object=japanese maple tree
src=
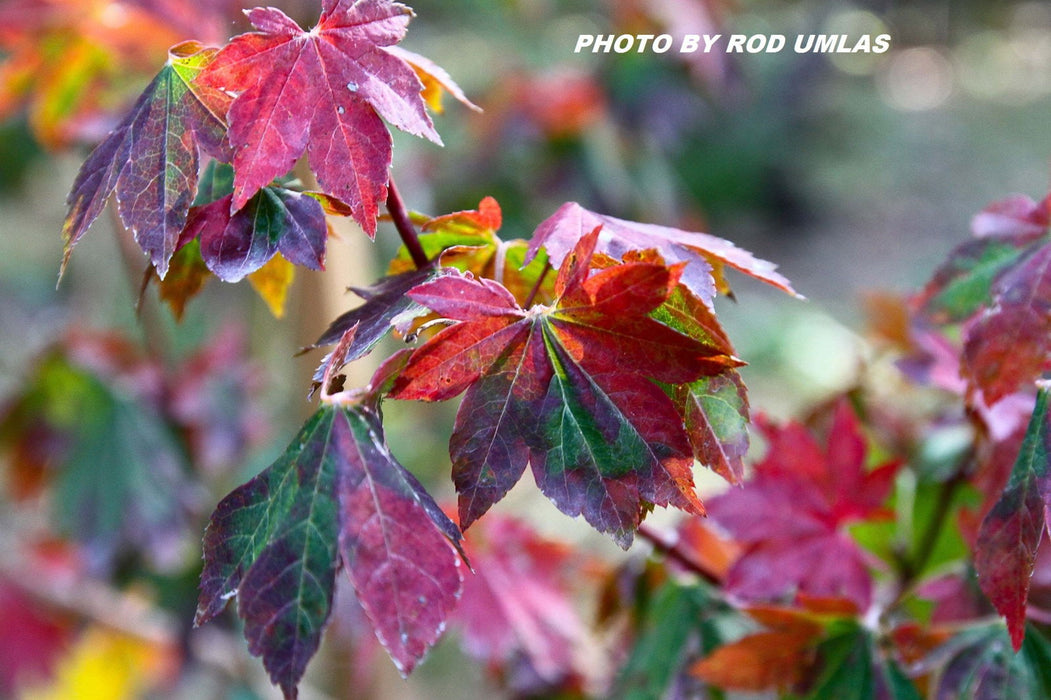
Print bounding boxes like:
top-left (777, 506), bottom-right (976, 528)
top-left (7, 0), bottom-right (1051, 697)
top-left (49, 0), bottom-right (797, 695)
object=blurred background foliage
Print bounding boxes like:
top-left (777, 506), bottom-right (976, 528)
top-left (3, 0), bottom-right (1051, 697)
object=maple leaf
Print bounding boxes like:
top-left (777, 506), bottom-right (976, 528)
top-left (706, 402), bottom-right (899, 609)
top-left (391, 228), bottom-right (740, 546)
top-left (61, 41), bottom-right (229, 278)
top-left (961, 244), bottom-right (1051, 404)
top-left (931, 623), bottom-right (1051, 698)
top-left (388, 197), bottom-right (554, 306)
top-left (386, 45), bottom-right (481, 114)
top-left (185, 187), bottom-right (327, 282)
top-left (651, 279), bottom-right (749, 482)
top-left (196, 362), bottom-right (465, 697)
top-left (975, 387), bottom-right (1051, 650)
top-left (452, 515), bottom-right (599, 693)
top-left (153, 240), bottom-right (209, 320)
top-left (691, 605), bottom-right (825, 692)
top-left (310, 265), bottom-right (450, 366)
top-left (0, 338), bottom-right (191, 570)
top-left (176, 161), bottom-right (329, 284)
top-left (195, 0), bottom-right (450, 236)
top-left (913, 193), bottom-right (1051, 404)
top-left (615, 578), bottom-right (737, 698)
top-left (527, 201), bottom-right (799, 307)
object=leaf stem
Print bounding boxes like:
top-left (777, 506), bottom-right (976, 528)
top-left (637, 523), bottom-right (721, 587)
top-left (385, 177), bottom-right (428, 270)
top-left (524, 260), bottom-right (552, 308)
top-left (891, 451), bottom-right (973, 606)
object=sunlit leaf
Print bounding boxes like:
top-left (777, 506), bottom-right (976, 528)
top-left (527, 201), bottom-right (799, 306)
top-left (195, 0), bottom-right (450, 234)
top-left (392, 228), bottom-right (739, 545)
top-left (61, 41), bottom-right (229, 278)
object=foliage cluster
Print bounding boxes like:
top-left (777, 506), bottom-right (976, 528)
top-left (4, 1), bottom-right (1051, 699)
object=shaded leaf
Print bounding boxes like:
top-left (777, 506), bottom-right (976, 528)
top-left (1020, 622), bottom-right (1051, 695)
top-left (803, 625), bottom-right (920, 700)
top-left (931, 623), bottom-right (1044, 699)
top-left (0, 347), bottom-right (190, 569)
top-left (707, 402), bottom-right (898, 609)
top-left (453, 515), bottom-right (598, 694)
top-left (248, 255), bottom-right (295, 317)
top-left (914, 192), bottom-right (1051, 404)
top-left (197, 402), bottom-right (463, 697)
top-left (62, 41), bottom-right (229, 278)
top-left (155, 239), bottom-right (210, 320)
top-left (915, 239), bottom-right (1029, 323)
top-left (393, 229), bottom-right (739, 545)
top-left (975, 387), bottom-right (1051, 650)
top-left (188, 189), bottom-right (327, 282)
top-left (178, 161), bottom-right (330, 283)
top-left (196, 0), bottom-right (446, 234)
top-left (527, 201), bottom-right (798, 306)
top-left (677, 371), bottom-right (749, 484)
top-left (311, 265), bottom-right (448, 363)
top-left (615, 580), bottom-right (734, 699)
top-left (691, 605), bottom-right (824, 692)
top-left (962, 244), bottom-right (1051, 404)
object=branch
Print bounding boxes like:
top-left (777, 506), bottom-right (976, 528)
top-left (889, 449), bottom-right (974, 608)
top-left (637, 523), bottom-right (722, 587)
top-left (385, 177), bottom-right (428, 269)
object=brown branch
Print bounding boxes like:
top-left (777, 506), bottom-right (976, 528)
top-left (385, 177), bottom-right (428, 269)
top-left (637, 523), bottom-right (722, 587)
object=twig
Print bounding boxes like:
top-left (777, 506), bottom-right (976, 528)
top-left (385, 177), bottom-right (428, 269)
top-left (637, 523), bottom-right (721, 587)
top-left (890, 449), bottom-right (974, 608)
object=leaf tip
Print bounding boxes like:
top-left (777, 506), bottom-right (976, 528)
top-left (1009, 617), bottom-right (1027, 652)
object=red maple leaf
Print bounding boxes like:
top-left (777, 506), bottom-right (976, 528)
top-left (707, 402), bottom-right (899, 609)
top-left (528, 201), bottom-right (799, 306)
top-left (390, 228), bottom-right (740, 545)
top-left (196, 0), bottom-right (444, 235)
top-left (975, 387), bottom-right (1051, 650)
top-left (913, 192), bottom-right (1051, 405)
top-left (452, 515), bottom-right (599, 693)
